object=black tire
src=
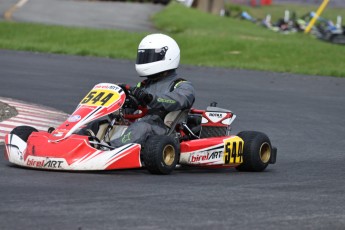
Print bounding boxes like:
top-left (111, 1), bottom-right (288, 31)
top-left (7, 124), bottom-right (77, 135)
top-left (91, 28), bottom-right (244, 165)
top-left (236, 131), bottom-right (272, 172)
top-left (10, 125), bottom-right (38, 142)
top-left (142, 135), bottom-right (179, 175)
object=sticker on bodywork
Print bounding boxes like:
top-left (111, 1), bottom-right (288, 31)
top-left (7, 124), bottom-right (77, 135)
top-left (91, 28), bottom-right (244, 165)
top-left (80, 89), bottom-right (120, 107)
top-left (26, 156), bottom-right (67, 169)
top-left (223, 136), bottom-right (244, 164)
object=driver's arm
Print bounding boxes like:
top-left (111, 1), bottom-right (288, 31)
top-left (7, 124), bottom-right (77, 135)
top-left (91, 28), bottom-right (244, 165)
top-left (148, 81), bottom-right (195, 111)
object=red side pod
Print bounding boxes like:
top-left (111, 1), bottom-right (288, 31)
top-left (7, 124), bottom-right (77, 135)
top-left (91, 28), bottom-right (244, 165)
top-left (180, 137), bottom-right (226, 153)
top-left (105, 144), bottom-right (141, 170)
top-left (180, 136), bottom-right (241, 168)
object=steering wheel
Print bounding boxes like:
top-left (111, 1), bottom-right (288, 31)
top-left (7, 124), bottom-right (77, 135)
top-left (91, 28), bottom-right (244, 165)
top-left (117, 84), bottom-right (148, 120)
top-left (118, 84), bottom-right (139, 110)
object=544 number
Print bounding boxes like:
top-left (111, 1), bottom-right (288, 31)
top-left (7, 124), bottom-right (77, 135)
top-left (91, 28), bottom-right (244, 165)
top-left (81, 91), bottom-right (114, 106)
top-left (224, 139), bottom-right (244, 164)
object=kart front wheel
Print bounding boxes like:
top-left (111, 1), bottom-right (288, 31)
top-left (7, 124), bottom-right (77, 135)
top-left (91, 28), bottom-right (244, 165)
top-left (236, 131), bottom-right (272, 172)
top-left (10, 125), bottom-right (38, 142)
top-left (143, 135), bottom-right (179, 175)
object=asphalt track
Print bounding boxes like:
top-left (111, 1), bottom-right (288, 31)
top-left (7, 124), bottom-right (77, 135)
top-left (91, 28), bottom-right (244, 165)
top-left (1, 0), bottom-right (163, 31)
top-left (0, 50), bottom-right (345, 230)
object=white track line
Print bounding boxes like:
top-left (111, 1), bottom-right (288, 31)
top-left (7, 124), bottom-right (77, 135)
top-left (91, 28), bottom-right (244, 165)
top-left (16, 106), bottom-right (67, 116)
top-left (0, 123), bottom-right (51, 131)
top-left (0, 98), bottom-right (67, 115)
top-left (3, 0), bottom-right (29, 21)
top-left (13, 115), bottom-right (64, 125)
top-left (16, 0), bottom-right (29, 8)
top-left (3, 118), bottom-right (60, 128)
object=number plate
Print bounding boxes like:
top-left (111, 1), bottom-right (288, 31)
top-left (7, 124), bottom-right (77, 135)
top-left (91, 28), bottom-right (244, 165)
top-left (223, 136), bottom-right (244, 164)
top-left (80, 89), bottom-right (120, 107)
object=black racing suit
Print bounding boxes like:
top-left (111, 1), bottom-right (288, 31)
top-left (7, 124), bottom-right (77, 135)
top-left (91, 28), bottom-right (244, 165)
top-left (110, 71), bottom-right (195, 147)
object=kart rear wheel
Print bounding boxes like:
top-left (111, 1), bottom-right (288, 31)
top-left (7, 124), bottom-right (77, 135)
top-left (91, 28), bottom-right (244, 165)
top-left (236, 131), bottom-right (272, 172)
top-left (10, 125), bottom-right (38, 142)
top-left (143, 135), bottom-right (179, 175)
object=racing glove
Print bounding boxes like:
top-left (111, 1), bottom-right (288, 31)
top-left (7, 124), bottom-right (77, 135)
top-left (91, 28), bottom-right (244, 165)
top-left (116, 83), bottom-right (129, 90)
top-left (131, 87), bottom-right (153, 105)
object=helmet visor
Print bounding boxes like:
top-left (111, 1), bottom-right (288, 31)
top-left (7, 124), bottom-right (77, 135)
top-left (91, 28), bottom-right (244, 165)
top-left (136, 47), bottom-right (168, 64)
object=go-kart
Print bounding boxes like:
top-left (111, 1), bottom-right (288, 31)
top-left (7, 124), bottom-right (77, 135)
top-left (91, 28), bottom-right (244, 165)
top-left (4, 83), bottom-right (277, 174)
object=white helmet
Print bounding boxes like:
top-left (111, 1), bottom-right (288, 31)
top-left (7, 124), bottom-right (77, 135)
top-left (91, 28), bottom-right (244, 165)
top-left (135, 34), bottom-right (180, 77)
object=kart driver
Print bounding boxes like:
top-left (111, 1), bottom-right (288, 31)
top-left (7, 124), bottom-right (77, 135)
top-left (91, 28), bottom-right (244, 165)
top-left (110, 33), bottom-right (195, 147)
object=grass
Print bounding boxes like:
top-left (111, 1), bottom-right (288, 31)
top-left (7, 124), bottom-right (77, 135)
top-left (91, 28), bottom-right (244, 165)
top-left (0, 22), bottom-right (143, 59)
top-left (153, 3), bottom-right (345, 76)
top-left (0, 2), bottom-right (344, 77)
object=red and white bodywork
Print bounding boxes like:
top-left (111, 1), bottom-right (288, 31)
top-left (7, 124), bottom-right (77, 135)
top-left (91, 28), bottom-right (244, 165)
top-left (4, 83), bottom-right (142, 170)
top-left (179, 108), bottom-right (243, 168)
top-left (4, 83), bottom-right (244, 171)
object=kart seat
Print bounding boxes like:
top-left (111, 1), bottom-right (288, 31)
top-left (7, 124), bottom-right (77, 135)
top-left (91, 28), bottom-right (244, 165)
top-left (185, 114), bottom-right (202, 138)
top-left (165, 109), bottom-right (189, 135)
top-left (81, 119), bottom-right (128, 142)
top-left (164, 110), bottom-right (185, 128)
top-left (164, 110), bottom-right (202, 139)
